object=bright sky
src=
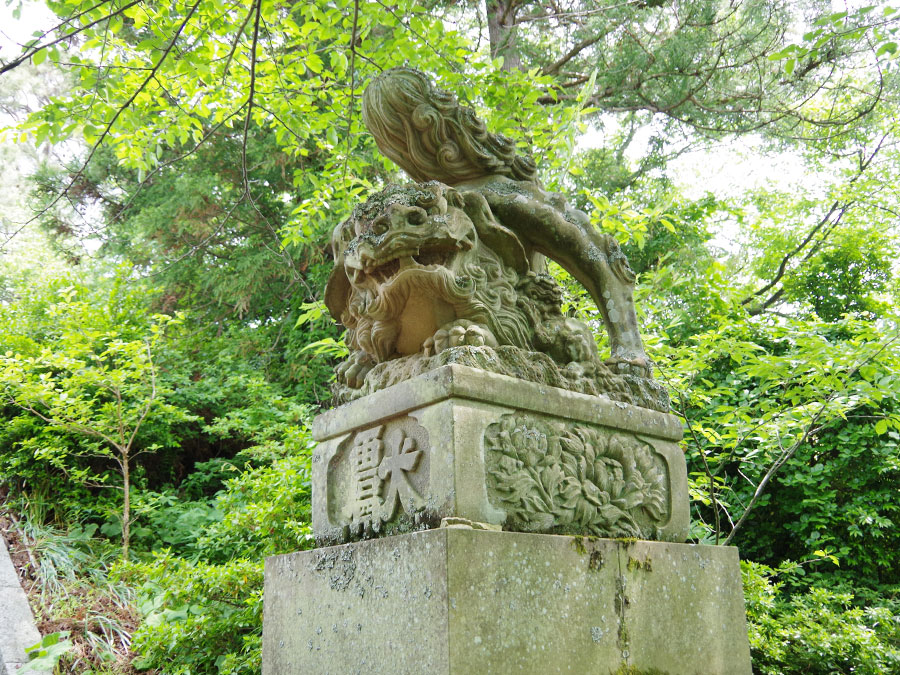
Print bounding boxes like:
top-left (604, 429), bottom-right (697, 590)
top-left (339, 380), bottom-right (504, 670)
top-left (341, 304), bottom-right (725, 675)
top-left (0, 1), bottom-right (54, 55)
top-left (670, 139), bottom-right (809, 201)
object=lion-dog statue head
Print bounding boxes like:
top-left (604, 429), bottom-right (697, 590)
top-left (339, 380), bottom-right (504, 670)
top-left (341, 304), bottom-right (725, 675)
top-left (325, 182), bottom-right (534, 374)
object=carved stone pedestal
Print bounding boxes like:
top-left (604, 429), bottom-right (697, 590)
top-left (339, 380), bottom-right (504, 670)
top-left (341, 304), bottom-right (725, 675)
top-left (311, 364), bottom-right (689, 545)
top-left (263, 365), bottom-right (751, 673)
top-left (262, 528), bottom-right (752, 674)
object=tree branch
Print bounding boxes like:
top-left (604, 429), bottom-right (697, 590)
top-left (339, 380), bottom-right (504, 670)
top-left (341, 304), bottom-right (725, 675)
top-left (0, 0), bottom-right (144, 76)
top-left (741, 201), bottom-right (846, 313)
top-left (240, 0), bottom-right (262, 197)
top-left (124, 343), bottom-right (157, 453)
top-left (343, 0), bottom-right (360, 177)
top-left (668, 378), bottom-right (723, 543)
top-left (1, 0), bottom-right (202, 254)
top-left (220, 0), bottom-right (256, 85)
top-left (7, 396), bottom-right (122, 453)
top-left (541, 34), bottom-right (603, 76)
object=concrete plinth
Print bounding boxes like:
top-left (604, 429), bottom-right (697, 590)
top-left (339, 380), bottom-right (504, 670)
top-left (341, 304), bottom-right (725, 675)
top-left (263, 528), bottom-right (751, 674)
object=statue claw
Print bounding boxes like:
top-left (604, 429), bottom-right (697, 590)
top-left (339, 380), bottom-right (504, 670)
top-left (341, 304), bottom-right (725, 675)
top-left (422, 320), bottom-right (498, 356)
top-left (605, 356), bottom-right (653, 378)
top-left (336, 351), bottom-right (376, 389)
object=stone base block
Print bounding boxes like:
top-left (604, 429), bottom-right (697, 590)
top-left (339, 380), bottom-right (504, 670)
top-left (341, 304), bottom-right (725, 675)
top-left (263, 529), bottom-right (751, 674)
top-left (312, 365), bottom-right (689, 545)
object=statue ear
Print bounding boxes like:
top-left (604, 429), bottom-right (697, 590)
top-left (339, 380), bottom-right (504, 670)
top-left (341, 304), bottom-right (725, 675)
top-left (461, 190), bottom-right (529, 274)
top-left (324, 221), bottom-right (352, 322)
top-left (324, 264), bottom-right (350, 322)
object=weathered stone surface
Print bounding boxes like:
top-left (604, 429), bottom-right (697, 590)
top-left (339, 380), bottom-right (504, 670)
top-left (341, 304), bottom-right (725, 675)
top-left (312, 365), bottom-right (688, 545)
top-left (335, 344), bottom-right (670, 412)
top-left (0, 536), bottom-right (47, 675)
top-left (618, 540), bottom-right (751, 673)
top-left (324, 68), bottom-right (664, 406)
top-left (262, 529), bottom-right (752, 674)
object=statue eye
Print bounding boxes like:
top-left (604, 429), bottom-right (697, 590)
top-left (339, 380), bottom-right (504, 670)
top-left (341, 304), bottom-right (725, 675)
top-left (416, 195), bottom-right (437, 209)
top-left (446, 189), bottom-right (464, 209)
top-left (408, 208), bottom-right (427, 225)
top-left (415, 186), bottom-right (441, 208)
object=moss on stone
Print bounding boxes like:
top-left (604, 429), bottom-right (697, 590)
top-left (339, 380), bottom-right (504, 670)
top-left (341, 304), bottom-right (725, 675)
top-left (627, 556), bottom-right (652, 572)
top-left (610, 666), bottom-right (670, 675)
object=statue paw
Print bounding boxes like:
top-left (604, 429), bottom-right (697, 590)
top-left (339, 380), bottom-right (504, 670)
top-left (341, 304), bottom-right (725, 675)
top-left (423, 320), bottom-right (498, 356)
top-left (605, 356), bottom-right (653, 378)
top-left (336, 351), bottom-right (376, 388)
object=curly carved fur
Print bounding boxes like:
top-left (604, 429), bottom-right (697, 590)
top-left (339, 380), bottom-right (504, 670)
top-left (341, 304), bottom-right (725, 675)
top-left (362, 67), bottom-right (537, 185)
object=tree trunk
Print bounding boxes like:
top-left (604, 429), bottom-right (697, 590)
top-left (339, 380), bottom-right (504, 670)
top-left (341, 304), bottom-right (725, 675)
top-left (122, 453), bottom-right (130, 559)
top-left (485, 0), bottom-right (521, 71)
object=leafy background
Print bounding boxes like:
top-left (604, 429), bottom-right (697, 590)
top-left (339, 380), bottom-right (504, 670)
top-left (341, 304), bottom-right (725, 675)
top-left (1, 0), bottom-right (900, 672)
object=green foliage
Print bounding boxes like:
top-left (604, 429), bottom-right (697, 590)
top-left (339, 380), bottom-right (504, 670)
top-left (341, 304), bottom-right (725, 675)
top-left (784, 244), bottom-right (892, 321)
top-left (769, 5), bottom-right (900, 77)
top-left (195, 452), bottom-right (313, 563)
top-left (125, 556), bottom-right (264, 675)
top-left (120, 437), bottom-right (314, 674)
top-left (0, 267), bottom-right (198, 555)
top-left (24, 631), bottom-right (74, 672)
top-left (744, 561), bottom-right (900, 674)
top-left (659, 312), bottom-right (900, 544)
top-left (739, 410), bottom-right (900, 589)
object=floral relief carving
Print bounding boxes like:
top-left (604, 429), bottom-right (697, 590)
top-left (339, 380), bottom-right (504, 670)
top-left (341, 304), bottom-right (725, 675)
top-left (484, 413), bottom-right (669, 538)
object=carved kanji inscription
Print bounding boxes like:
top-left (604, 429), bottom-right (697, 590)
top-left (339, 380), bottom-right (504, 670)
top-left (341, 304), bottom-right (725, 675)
top-left (326, 417), bottom-right (430, 537)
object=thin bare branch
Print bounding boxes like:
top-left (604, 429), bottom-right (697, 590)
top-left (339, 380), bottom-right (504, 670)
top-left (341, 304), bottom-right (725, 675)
top-left (343, 0), bottom-right (360, 178)
top-left (670, 381), bottom-right (723, 543)
top-left (124, 343), bottom-right (157, 453)
top-left (220, 1), bottom-right (256, 85)
top-left (7, 397), bottom-right (122, 452)
top-left (0, 0), bottom-right (144, 76)
top-left (0, 0), bottom-right (202, 253)
top-left (240, 0), bottom-right (263, 197)
top-left (541, 34), bottom-right (603, 76)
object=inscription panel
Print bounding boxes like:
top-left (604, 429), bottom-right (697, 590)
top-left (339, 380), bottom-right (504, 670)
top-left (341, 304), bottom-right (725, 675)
top-left (326, 416), bottom-right (430, 539)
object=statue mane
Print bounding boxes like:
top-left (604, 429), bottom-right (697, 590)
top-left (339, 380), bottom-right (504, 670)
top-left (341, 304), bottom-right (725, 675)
top-left (361, 67), bottom-right (537, 185)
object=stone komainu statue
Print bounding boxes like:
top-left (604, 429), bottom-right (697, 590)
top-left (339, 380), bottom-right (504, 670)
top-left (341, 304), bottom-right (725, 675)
top-left (325, 68), bottom-right (666, 412)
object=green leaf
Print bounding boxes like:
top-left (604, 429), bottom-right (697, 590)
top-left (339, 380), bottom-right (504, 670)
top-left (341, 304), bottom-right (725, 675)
top-left (876, 42), bottom-right (898, 57)
top-left (305, 53), bottom-right (323, 74)
top-left (24, 632), bottom-right (73, 671)
top-left (768, 45), bottom-right (797, 60)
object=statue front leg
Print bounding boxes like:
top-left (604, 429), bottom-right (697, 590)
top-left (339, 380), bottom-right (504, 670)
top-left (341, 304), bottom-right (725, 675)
top-left (591, 234), bottom-right (651, 375)
top-left (478, 184), bottom-right (651, 376)
top-left (422, 319), bottom-right (499, 356)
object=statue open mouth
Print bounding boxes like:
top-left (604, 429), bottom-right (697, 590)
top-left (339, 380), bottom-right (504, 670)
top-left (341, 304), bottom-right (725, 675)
top-left (354, 247), bottom-right (455, 285)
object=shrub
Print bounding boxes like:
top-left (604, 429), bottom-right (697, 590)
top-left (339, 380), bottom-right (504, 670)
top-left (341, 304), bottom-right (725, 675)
top-left (743, 560), bottom-right (900, 674)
